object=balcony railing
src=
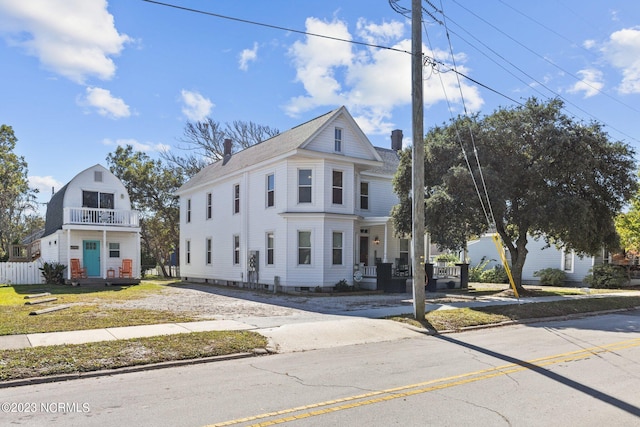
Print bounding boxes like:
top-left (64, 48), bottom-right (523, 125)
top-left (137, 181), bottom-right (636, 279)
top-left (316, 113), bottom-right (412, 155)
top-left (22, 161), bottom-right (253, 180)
top-left (64, 207), bottom-right (139, 227)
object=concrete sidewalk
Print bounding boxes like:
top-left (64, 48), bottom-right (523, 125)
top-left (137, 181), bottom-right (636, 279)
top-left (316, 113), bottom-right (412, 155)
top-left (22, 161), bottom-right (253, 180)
top-left (2, 291), bottom-right (637, 353)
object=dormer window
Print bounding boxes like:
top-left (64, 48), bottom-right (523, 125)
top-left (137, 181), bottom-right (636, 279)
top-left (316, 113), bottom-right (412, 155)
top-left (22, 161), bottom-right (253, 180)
top-left (334, 127), bottom-right (342, 152)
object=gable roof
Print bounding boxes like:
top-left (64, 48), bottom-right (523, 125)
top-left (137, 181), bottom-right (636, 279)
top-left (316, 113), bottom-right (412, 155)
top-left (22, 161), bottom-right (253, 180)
top-left (176, 106), bottom-right (385, 195)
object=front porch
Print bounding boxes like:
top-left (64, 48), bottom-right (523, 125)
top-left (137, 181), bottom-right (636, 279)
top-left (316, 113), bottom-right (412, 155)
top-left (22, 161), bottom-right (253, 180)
top-left (356, 262), bottom-right (466, 292)
top-left (65, 277), bottom-right (140, 286)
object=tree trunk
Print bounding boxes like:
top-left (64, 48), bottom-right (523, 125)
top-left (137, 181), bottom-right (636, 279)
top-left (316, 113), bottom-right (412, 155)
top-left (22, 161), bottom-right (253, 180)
top-left (496, 225), bottom-right (528, 294)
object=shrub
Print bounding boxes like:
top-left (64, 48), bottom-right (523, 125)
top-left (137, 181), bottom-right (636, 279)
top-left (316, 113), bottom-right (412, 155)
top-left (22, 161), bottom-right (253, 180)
top-left (333, 279), bottom-right (353, 292)
top-left (39, 262), bottom-right (67, 285)
top-left (479, 265), bottom-right (509, 283)
top-left (583, 264), bottom-right (627, 289)
top-left (469, 257), bottom-right (491, 282)
top-left (533, 268), bottom-right (566, 286)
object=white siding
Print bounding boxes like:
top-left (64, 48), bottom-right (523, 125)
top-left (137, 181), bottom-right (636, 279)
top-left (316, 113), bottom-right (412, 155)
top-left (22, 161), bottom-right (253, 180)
top-left (304, 117), bottom-right (373, 160)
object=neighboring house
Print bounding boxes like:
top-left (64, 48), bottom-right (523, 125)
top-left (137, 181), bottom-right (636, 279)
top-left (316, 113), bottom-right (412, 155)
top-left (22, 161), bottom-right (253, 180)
top-left (39, 164), bottom-right (141, 284)
top-left (176, 106), bottom-right (411, 292)
top-left (467, 234), bottom-right (605, 285)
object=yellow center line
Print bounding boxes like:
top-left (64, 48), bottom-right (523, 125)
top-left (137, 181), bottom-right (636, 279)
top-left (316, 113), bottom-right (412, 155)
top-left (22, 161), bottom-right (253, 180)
top-left (205, 337), bottom-right (640, 427)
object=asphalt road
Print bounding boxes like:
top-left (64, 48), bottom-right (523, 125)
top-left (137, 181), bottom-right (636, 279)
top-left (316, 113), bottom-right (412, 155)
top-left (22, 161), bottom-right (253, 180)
top-left (1, 310), bottom-right (639, 427)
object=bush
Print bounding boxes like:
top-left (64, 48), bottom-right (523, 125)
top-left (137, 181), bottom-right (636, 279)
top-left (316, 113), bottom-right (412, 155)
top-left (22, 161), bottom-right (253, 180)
top-left (469, 257), bottom-right (491, 282)
top-left (333, 279), bottom-right (353, 292)
top-left (39, 262), bottom-right (66, 285)
top-left (533, 268), bottom-right (566, 286)
top-left (583, 264), bottom-right (627, 289)
top-left (479, 265), bottom-right (509, 284)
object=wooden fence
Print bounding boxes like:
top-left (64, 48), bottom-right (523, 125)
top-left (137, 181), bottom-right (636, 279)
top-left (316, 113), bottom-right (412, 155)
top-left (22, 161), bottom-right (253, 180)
top-left (0, 261), bottom-right (44, 285)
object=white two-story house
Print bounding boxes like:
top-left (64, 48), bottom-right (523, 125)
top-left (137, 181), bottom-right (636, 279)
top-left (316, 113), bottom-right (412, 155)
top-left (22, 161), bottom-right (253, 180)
top-left (176, 106), bottom-right (410, 292)
top-left (39, 164), bottom-right (141, 284)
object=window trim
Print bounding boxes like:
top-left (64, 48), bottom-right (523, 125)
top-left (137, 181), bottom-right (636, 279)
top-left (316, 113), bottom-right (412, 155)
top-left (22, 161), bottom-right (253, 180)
top-left (266, 232), bottom-right (275, 265)
top-left (334, 127), bottom-right (342, 152)
top-left (108, 242), bottom-right (120, 258)
top-left (206, 192), bottom-right (212, 219)
top-left (233, 235), bottom-right (240, 265)
top-left (298, 169), bottom-right (312, 204)
top-left (562, 249), bottom-right (574, 273)
top-left (185, 239), bottom-right (191, 264)
top-left (332, 231), bottom-right (343, 265)
top-left (297, 230), bottom-right (312, 265)
top-left (266, 173), bottom-right (275, 208)
top-left (332, 170), bottom-right (343, 205)
top-left (233, 184), bottom-right (240, 214)
top-left (360, 181), bottom-right (369, 210)
top-left (206, 238), bottom-right (212, 265)
top-left (186, 199), bottom-right (192, 223)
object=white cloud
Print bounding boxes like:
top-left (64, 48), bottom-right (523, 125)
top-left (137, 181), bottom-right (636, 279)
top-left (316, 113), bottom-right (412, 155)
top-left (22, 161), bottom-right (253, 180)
top-left (567, 68), bottom-right (604, 98)
top-left (285, 17), bottom-right (483, 135)
top-left (180, 89), bottom-right (213, 121)
top-left (102, 138), bottom-right (169, 153)
top-left (599, 27), bottom-right (640, 94)
top-left (0, 0), bottom-right (130, 84)
top-left (80, 87), bottom-right (131, 119)
top-left (239, 42), bottom-right (258, 71)
top-left (29, 175), bottom-right (62, 197)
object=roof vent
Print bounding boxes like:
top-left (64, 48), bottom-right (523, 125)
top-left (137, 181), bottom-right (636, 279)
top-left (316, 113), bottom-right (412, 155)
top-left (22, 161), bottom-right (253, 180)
top-left (391, 129), bottom-right (403, 152)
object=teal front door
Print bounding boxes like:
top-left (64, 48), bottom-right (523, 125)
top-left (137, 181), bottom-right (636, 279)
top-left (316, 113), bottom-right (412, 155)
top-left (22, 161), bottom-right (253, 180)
top-left (83, 240), bottom-right (101, 277)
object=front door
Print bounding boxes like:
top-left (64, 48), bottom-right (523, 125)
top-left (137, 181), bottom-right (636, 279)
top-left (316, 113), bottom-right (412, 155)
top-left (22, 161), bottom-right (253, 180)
top-left (359, 236), bottom-right (369, 265)
top-left (83, 240), bottom-right (100, 277)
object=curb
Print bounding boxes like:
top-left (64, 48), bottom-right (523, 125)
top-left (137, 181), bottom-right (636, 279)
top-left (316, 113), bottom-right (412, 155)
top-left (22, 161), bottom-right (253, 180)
top-left (0, 349), bottom-right (270, 389)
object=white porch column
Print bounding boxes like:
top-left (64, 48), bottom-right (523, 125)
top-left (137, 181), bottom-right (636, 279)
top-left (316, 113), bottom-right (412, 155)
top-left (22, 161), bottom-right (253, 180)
top-left (383, 221), bottom-right (389, 262)
top-left (103, 229), bottom-right (107, 278)
top-left (67, 229), bottom-right (71, 280)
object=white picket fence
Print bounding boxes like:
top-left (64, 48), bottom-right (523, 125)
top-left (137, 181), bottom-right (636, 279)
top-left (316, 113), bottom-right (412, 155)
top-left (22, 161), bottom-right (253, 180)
top-left (0, 260), bottom-right (45, 285)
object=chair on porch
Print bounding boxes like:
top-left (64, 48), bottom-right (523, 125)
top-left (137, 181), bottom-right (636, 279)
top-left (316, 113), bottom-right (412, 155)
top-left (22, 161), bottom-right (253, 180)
top-left (70, 258), bottom-right (87, 279)
top-left (119, 258), bottom-right (133, 278)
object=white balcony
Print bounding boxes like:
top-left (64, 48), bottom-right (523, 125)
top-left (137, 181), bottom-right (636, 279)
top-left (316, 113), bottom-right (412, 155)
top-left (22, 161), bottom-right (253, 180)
top-left (63, 207), bottom-right (139, 227)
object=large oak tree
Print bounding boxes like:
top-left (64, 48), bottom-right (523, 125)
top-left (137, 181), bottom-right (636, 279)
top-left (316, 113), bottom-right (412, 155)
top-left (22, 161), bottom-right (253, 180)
top-left (391, 98), bottom-right (638, 293)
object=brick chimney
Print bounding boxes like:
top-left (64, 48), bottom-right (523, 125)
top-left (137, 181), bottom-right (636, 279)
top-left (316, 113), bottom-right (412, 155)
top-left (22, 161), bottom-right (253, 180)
top-left (391, 129), bottom-right (403, 152)
top-left (223, 139), bottom-right (232, 156)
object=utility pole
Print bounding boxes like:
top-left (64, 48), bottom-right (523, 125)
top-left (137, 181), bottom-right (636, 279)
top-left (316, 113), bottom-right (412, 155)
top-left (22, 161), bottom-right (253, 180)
top-left (411, 0), bottom-right (426, 319)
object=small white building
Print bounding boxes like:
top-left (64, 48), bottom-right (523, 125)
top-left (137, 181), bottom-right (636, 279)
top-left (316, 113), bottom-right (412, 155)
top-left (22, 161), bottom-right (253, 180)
top-left (39, 164), bottom-right (141, 283)
top-left (176, 106), bottom-right (411, 292)
top-left (467, 234), bottom-right (603, 285)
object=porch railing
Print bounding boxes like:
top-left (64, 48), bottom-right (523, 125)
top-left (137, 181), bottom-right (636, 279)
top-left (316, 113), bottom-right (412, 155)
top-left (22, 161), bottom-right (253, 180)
top-left (63, 207), bottom-right (139, 227)
top-left (434, 265), bottom-right (461, 278)
top-left (361, 265), bottom-right (377, 277)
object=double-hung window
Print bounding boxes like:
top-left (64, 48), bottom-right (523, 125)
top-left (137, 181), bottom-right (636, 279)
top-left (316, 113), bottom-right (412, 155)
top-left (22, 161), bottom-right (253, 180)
top-left (298, 231), bottom-right (311, 265)
top-left (233, 184), bottom-right (240, 214)
top-left (186, 199), bottom-right (191, 223)
top-left (332, 170), bottom-right (343, 205)
top-left (233, 235), bottom-right (240, 265)
top-left (206, 238), bottom-right (212, 265)
top-left (266, 174), bottom-right (275, 208)
top-left (266, 232), bottom-right (274, 265)
top-left (298, 169), bottom-right (312, 203)
top-left (185, 239), bottom-right (191, 264)
top-left (206, 192), bottom-right (212, 219)
top-left (332, 232), bottom-right (343, 265)
top-left (360, 182), bottom-right (369, 210)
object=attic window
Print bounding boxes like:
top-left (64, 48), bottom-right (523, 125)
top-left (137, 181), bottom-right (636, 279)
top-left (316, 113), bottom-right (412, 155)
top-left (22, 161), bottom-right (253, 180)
top-left (94, 171), bottom-right (103, 182)
top-left (334, 127), bottom-right (342, 152)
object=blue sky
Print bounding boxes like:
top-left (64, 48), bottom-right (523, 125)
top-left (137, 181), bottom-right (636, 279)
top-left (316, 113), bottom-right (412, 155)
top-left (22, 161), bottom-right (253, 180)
top-left (1, 0), bottom-right (640, 212)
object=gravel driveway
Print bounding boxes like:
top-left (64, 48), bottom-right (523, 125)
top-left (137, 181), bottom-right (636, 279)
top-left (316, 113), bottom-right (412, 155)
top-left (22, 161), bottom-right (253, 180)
top-left (107, 282), bottom-right (415, 320)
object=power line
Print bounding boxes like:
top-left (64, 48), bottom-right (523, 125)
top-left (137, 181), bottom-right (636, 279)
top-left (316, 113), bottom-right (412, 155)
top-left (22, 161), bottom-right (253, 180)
top-left (142, 0), bottom-right (413, 55)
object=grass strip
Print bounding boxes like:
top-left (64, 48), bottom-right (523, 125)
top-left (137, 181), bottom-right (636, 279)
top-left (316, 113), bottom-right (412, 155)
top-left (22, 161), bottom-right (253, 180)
top-left (0, 331), bottom-right (267, 381)
top-left (392, 296), bottom-right (640, 332)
